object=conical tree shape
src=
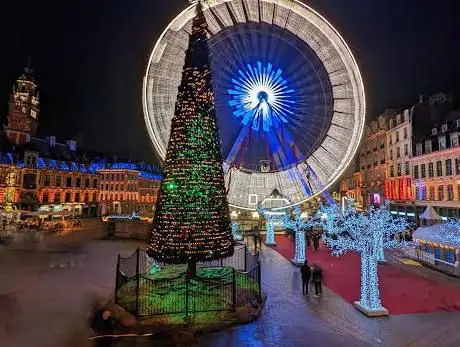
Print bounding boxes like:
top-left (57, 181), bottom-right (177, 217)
top-left (148, 3), bottom-right (234, 266)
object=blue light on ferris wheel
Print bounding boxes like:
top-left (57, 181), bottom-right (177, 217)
top-left (228, 61), bottom-right (296, 132)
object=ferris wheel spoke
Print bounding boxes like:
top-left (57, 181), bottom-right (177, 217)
top-left (145, 0), bottom-right (365, 209)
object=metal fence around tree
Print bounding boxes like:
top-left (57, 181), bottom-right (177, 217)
top-left (114, 244), bottom-right (261, 317)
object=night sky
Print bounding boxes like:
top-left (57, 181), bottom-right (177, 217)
top-left (0, 0), bottom-right (458, 164)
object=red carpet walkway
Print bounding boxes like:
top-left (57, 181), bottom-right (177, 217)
top-left (270, 235), bottom-right (460, 314)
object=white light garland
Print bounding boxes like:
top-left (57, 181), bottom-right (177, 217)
top-left (319, 201), bottom-right (410, 313)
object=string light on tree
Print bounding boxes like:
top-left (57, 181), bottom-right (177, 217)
top-left (257, 205), bottom-right (287, 246)
top-left (281, 205), bottom-right (314, 265)
top-left (147, 2), bottom-right (233, 275)
top-left (319, 201), bottom-right (410, 316)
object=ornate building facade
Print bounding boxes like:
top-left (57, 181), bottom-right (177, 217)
top-left (411, 110), bottom-right (460, 218)
top-left (0, 65), bottom-right (162, 217)
top-left (385, 109), bottom-right (414, 204)
top-left (98, 164), bottom-right (160, 216)
top-left (359, 112), bottom-right (390, 207)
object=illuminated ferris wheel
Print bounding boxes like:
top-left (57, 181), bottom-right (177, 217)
top-left (143, 0), bottom-right (365, 210)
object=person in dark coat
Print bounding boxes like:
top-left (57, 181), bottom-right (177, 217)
top-left (306, 231), bottom-right (312, 249)
top-left (313, 233), bottom-right (320, 251)
top-left (312, 264), bottom-right (323, 297)
top-left (300, 260), bottom-right (312, 296)
top-left (91, 308), bottom-right (116, 347)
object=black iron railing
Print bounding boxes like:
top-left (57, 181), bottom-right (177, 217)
top-left (114, 245), bottom-right (262, 317)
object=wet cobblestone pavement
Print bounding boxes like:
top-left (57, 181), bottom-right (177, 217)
top-left (200, 244), bottom-right (460, 347)
top-left (2, 227), bottom-right (460, 347)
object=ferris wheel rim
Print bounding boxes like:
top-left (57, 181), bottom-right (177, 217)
top-left (143, 0), bottom-right (366, 210)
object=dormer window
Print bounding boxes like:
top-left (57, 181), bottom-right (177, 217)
top-left (432, 128), bottom-right (438, 136)
top-left (451, 133), bottom-right (459, 147)
top-left (425, 139), bottom-right (432, 153)
top-left (441, 124), bottom-right (448, 133)
top-left (396, 114), bottom-right (401, 125)
top-left (439, 135), bottom-right (446, 150)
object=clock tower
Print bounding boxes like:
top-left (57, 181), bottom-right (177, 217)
top-left (6, 64), bottom-right (40, 145)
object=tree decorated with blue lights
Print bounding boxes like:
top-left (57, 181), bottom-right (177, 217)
top-left (148, 2), bottom-right (233, 275)
top-left (281, 206), bottom-right (313, 265)
top-left (257, 204), bottom-right (288, 246)
top-left (438, 219), bottom-right (460, 247)
top-left (320, 202), bottom-right (409, 315)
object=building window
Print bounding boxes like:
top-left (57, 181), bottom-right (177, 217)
top-left (432, 128), bottom-right (437, 136)
top-left (75, 192), bottom-right (80, 202)
top-left (415, 186), bottom-right (419, 200)
top-left (93, 193), bottom-right (97, 202)
top-left (389, 149), bottom-right (393, 160)
top-left (397, 164), bottom-right (402, 176)
top-left (44, 175), bottom-right (51, 187)
top-left (65, 192), bottom-right (71, 202)
top-left (396, 115), bottom-right (401, 125)
top-left (389, 136), bottom-right (392, 145)
top-left (439, 136), bottom-right (446, 150)
top-left (436, 161), bottom-right (443, 176)
top-left (441, 124), bottom-right (448, 133)
top-left (66, 177), bottom-right (72, 187)
top-left (56, 176), bottom-right (62, 187)
top-left (76, 177), bottom-right (81, 188)
top-left (447, 185), bottom-right (454, 201)
top-left (105, 183), bottom-right (109, 191)
top-left (380, 143), bottom-right (384, 149)
top-left (425, 140), bottom-right (432, 153)
top-left (404, 127), bottom-right (408, 139)
top-left (416, 143), bottom-right (422, 156)
top-left (438, 186), bottom-right (444, 201)
top-left (54, 193), bottom-right (61, 204)
top-left (390, 166), bottom-right (394, 177)
top-left (404, 144), bottom-right (408, 156)
top-left (93, 179), bottom-right (98, 188)
top-left (84, 192), bottom-right (89, 202)
top-left (429, 186), bottom-right (435, 200)
top-left (85, 178), bottom-right (90, 188)
top-left (446, 159), bottom-right (452, 176)
top-left (451, 133), bottom-right (459, 147)
top-left (42, 192), bottom-right (49, 204)
top-left (421, 164), bottom-right (426, 178)
top-left (405, 162), bottom-right (410, 175)
top-left (414, 165), bottom-right (419, 179)
top-left (428, 163), bottom-right (433, 178)
top-left (115, 184), bottom-right (119, 191)
top-left (397, 147), bottom-right (400, 158)
top-left (396, 131), bottom-right (399, 142)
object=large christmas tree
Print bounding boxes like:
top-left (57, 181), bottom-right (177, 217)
top-left (148, 2), bottom-right (234, 274)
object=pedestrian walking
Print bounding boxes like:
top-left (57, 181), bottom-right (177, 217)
top-left (90, 307), bottom-right (117, 347)
top-left (306, 231), bottom-right (311, 249)
top-left (312, 264), bottom-right (323, 297)
top-left (313, 233), bottom-right (320, 251)
top-left (300, 260), bottom-right (312, 296)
